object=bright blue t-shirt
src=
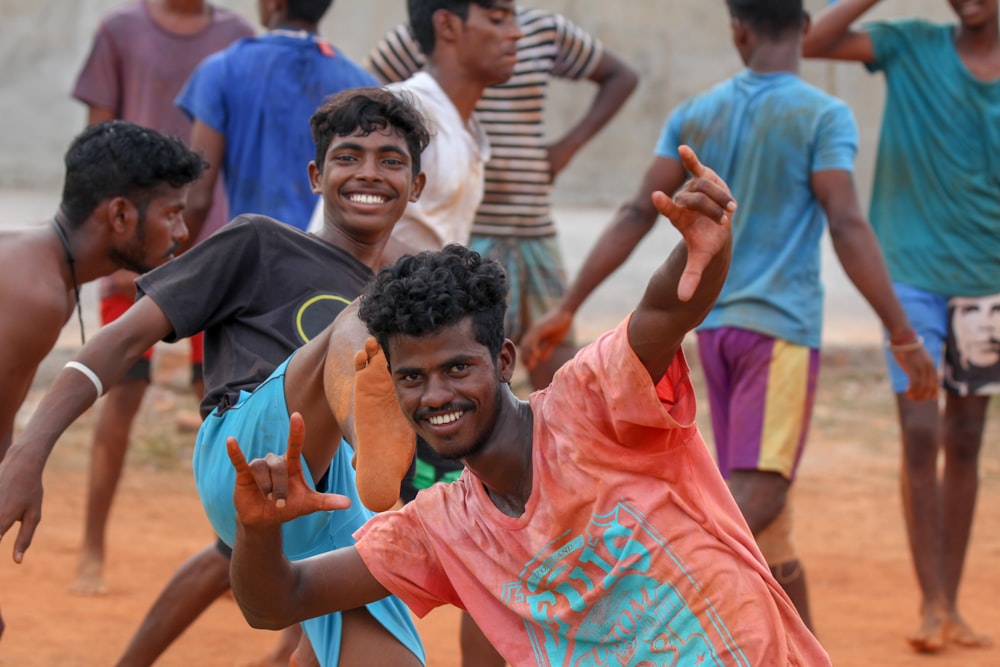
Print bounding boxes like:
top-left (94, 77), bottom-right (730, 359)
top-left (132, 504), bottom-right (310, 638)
top-left (865, 19), bottom-right (1000, 296)
top-left (177, 32), bottom-right (378, 230)
top-left (656, 70), bottom-right (857, 348)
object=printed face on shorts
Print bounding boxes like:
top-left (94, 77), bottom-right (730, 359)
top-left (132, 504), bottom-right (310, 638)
top-left (951, 294), bottom-right (1000, 369)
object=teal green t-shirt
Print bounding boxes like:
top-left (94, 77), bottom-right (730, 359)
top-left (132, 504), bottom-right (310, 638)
top-left (866, 19), bottom-right (1000, 296)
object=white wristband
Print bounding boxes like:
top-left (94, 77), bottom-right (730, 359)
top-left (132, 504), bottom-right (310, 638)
top-left (64, 361), bottom-right (104, 398)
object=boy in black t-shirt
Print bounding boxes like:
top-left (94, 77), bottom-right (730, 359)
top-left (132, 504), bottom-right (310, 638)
top-left (0, 87), bottom-right (430, 666)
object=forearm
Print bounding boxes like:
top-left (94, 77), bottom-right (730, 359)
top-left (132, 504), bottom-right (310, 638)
top-left (550, 60), bottom-right (638, 167)
top-left (831, 223), bottom-right (913, 339)
top-left (230, 522), bottom-right (302, 629)
top-left (644, 234), bottom-right (731, 333)
top-left (7, 341), bottom-right (142, 473)
top-left (802, 0), bottom-right (880, 58)
top-left (181, 183), bottom-right (213, 250)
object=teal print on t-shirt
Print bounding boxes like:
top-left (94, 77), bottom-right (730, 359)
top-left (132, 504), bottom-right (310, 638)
top-left (501, 501), bottom-right (749, 666)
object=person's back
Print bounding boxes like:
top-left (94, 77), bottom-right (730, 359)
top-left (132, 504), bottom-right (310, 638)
top-left (660, 72), bottom-right (855, 347)
top-left (178, 0), bottom-right (378, 231)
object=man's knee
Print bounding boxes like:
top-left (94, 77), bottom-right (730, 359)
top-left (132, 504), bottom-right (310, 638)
top-left (728, 469), bottom-right (789, 533)
top-left (756, 496), bottom-right (797, 567)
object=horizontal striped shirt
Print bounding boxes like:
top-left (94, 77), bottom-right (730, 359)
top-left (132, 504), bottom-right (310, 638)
top-left (366, 7), bottom-right (603, 238)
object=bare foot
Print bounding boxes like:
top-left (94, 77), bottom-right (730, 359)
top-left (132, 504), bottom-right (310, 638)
top-left (352, 338), bottom-right (416, 512)
top-left (69, 556), bottom-right (108, 596)
top-left (946, 617), bottom-right (993, 648)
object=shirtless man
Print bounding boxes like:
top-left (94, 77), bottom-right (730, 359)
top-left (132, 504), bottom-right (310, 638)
top-left (0, 120), bottom-right (203, 641)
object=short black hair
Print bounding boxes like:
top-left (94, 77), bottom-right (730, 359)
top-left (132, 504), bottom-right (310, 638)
top-left (286, 0), bottom-right (333, 24)
top-left (311, 87), bottom-right (431, 177)
top-left (726, 0), bottom-right (804, 40)
top-left (59, 120), bottom-right (206, 229)
top-left (407, 0), bottom-right (500, 55)
top-left (358, 244), bottom-right (508, 363)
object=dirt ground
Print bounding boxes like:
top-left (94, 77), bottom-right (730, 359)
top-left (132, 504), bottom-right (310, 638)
top-left (1, 341), bottom-right (998, 667)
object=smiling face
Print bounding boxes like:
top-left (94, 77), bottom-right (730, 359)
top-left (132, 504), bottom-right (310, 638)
top-left (111, 185), bottom-right (190, 274)
top-left (309, 127), bottom-right (425, 243)
top-left (388, 317), bottom-right (516, 461)
top-left (454, 0), bottom-right (522, 87)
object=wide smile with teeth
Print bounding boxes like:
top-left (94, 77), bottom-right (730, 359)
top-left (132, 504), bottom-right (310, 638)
top-left (428, 411), bottom-right (463, 426)
top-left (349, 193), bottom-right (387, 205)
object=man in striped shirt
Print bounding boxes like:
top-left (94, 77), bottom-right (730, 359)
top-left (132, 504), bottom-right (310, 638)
top-left (367, 6), bottom-right (638, 390)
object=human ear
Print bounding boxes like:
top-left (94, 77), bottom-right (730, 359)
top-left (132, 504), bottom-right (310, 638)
top-left (308, 161), bottom-right (322, 195)
top-left (409, 171), bottom-right (427, 202)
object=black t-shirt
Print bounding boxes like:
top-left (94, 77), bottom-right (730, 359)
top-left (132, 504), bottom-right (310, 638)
top-left (137, 215), bottom-right (373, 417)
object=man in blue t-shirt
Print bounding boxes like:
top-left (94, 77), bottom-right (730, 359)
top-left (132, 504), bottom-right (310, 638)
top-left (177, 0), bottom-right (377, 234)
top-left (804, 0), bottom-right (1000, 653)
top-left (522, 0), bottom-right (937, 634)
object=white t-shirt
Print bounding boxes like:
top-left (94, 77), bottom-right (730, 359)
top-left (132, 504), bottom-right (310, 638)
top-left (307, 72), bottom-right (490, 251)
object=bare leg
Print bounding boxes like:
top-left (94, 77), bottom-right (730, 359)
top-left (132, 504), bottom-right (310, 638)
top-left (73, 377), bottom-right (149, 595)
top-left (289, 627), bottom-right (318, 667)
top-left (728, 471), bottom-right (816, 631)
top-left (770, 560), bottom-right (812, 633)
top-left (239, 625), bottom-right (304, 667)
top-left (940, 393), bottom-right (992, 648)
top-left (114, 544), bottom-right (231, 667)
top-left (337, 608), bottom-right (422, 666)
top-left (895, 395), bottom-right (947, 652)
top-left (460, 611), bottom-right (506, 667)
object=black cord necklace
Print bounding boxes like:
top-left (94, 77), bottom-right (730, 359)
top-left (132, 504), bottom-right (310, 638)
top-left (52, 218), bottom-right (86, 344)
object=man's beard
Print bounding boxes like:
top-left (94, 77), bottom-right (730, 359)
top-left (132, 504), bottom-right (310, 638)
top-left (437, 383), bottom-right (504, 461)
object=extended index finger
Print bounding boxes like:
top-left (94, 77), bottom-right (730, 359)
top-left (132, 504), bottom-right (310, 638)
top-left (678, 145), bottom-right (707, 177)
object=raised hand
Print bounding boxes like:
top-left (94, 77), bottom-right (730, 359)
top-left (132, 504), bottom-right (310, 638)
top-left (227, 412), bottom-right (351, 529)
top-left (652, 145), bottom-right (736, 301)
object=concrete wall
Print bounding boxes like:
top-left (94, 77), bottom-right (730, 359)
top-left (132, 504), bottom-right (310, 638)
top-left (0, 0), bottom-right (954, 206)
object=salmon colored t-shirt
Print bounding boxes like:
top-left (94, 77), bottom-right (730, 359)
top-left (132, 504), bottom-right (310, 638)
top-left (355, 318), bottom-right (830, 666)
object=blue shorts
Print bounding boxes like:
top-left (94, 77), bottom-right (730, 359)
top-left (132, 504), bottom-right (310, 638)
top-left (193, 356), bottom-right (425, 665)
top-left (883, 282), bottom-right (947, 394)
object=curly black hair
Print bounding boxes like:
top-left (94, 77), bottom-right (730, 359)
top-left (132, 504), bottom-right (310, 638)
top-left (59, 120), bottom-right (206, 229)
top-left (358, 244), bottom-right (508, 363)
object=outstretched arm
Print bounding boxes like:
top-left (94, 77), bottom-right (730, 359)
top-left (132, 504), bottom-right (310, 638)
top-left (521, 156), bottom-right (686, 370)
top-left (801, 0), bottom-right (880, 62)
top-left (228, 413), bottom-right (390, 629)
top-left (0, 296), bottom-right (172, 563)
top-left (546, 48), bottom-right (639, 178)
top-left (814, 170), bottom-right (937, 401)
top-left (628, 146), bottom-right (735, 381)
